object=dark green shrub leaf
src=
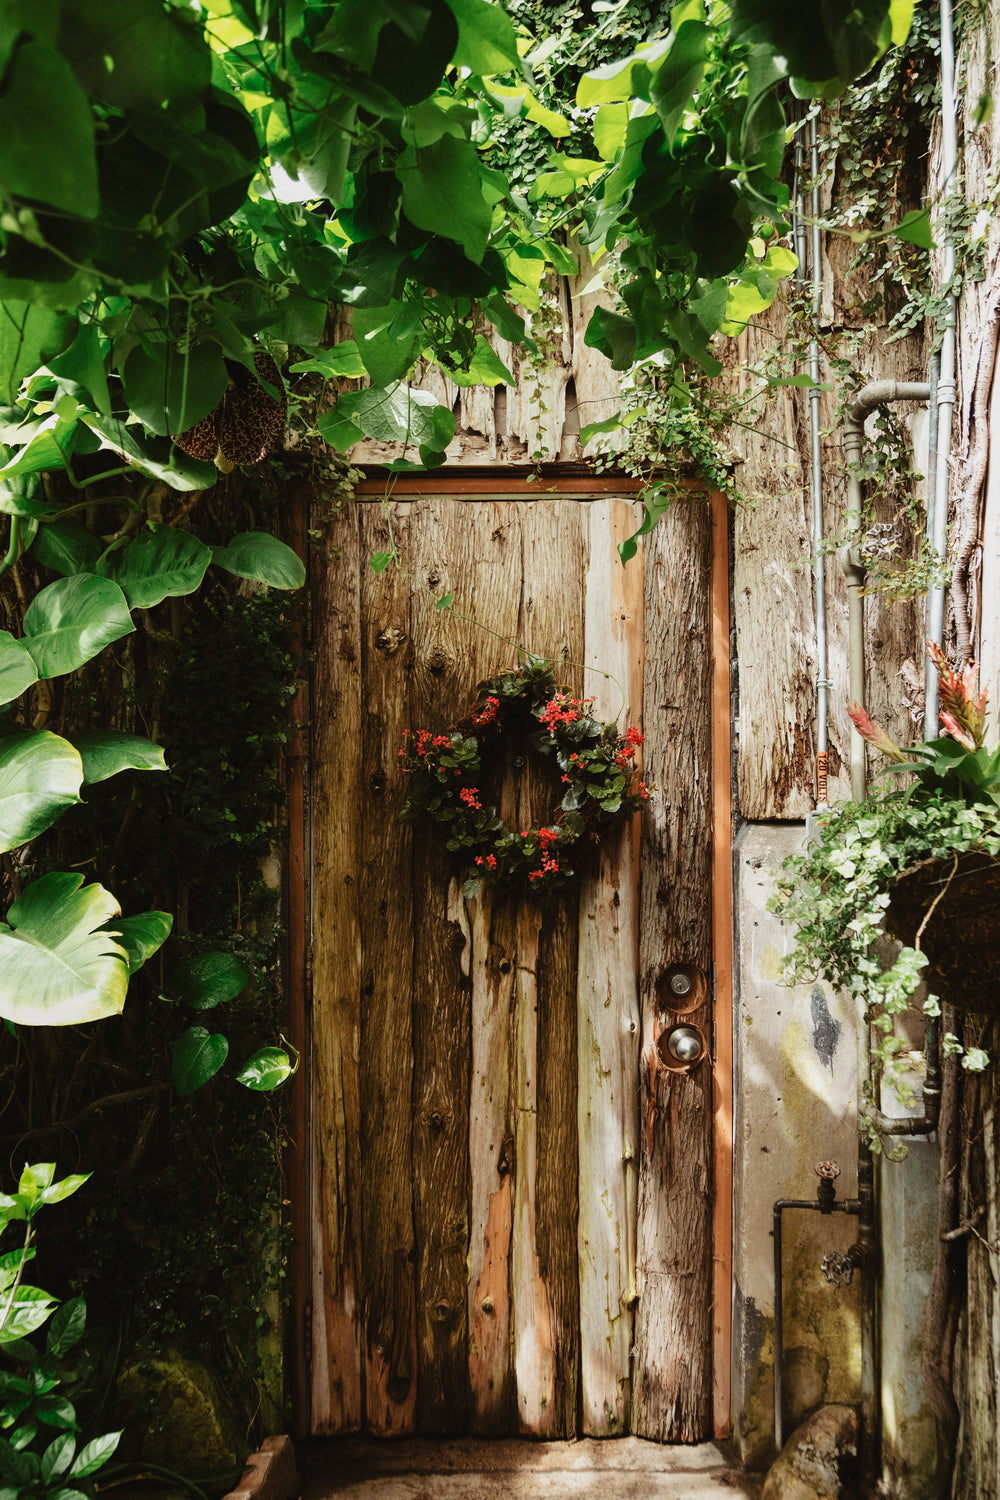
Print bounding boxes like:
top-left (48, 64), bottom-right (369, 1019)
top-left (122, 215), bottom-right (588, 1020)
top-left (45, 1301), bottom-right (86, 1361)
top-left (172, 1027), bottom-right (229, 1096)
top-left (69, 1431), bottom-right (121, 1478)
top-left (172, 952), bottom-right (249, 1010)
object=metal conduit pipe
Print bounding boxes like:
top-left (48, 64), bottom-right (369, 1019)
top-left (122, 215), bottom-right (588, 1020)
top-left (841, 381), bottom-right (931, 802)
top-left (773, 1169), bottom-right (861, 1455)
top-left (927, 0), bottom-right (959, 729)
top-left (809, 116), bottom-right (830, 806)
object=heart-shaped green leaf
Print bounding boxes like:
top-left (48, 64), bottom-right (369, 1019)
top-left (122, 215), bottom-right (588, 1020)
top-left (100, 911), bottom-right (172, 975)
top-left (172, 1027), bottom-right (228, 1096)
top-left (0, 631), bottom-right (38, 706)
top-left (172, 951), bottom-right (249, 1010)
top-left (212, 532), bottom-right (305, 590)
top-left (0, 731), bottom-right (82, 851)
top-left (22, 575), bottom-right (134, 679)
top-left (98, 525), bottom-right (212, 610)
top-left (67, 732), bottom-right (166, 784)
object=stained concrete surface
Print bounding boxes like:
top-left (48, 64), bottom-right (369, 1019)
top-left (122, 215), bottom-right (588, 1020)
top-left (298, 1438), bottom-right (764, 1498)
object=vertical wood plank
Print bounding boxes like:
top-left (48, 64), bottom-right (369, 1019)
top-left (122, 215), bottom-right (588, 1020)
top-left (465, 501), bottom-right (525, 1433)
top-left (468, 895), bottom-right (516, 1432)
top-left (309, 499), bottom-right (363, 1433)
top-left (711, 492), bottom-right (734, 1439)
top-left (359, 504), bottom-right (417, 1435)
top-left (409, 500), bottom-right (477, 1435)
top-left (512, 905), bottom-right (558, 1433)
top-left (631, 498), bottom-right (715, 1442)
top-left (518, 501), bottom-right (585, 1436)
top-left (576, 498), bottom-right (643, 1435)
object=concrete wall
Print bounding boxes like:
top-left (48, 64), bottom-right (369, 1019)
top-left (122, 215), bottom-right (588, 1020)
top-left (732, 823), bottom-right (861, 1468)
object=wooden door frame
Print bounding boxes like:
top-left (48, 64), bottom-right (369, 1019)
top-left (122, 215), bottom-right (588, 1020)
top-left (288, 474), bottom-right (734, 1438)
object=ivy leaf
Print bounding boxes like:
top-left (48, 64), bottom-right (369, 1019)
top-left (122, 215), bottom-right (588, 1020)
top-left (0, 732), bottom-right (82, 851)
top-left (212, 532), bottom-right (305, 590)
top-left (0, 873), bottom-right (129, 1027)
top-left (171, 1027), bottom-right (229, 1096)
top-left (890, 207), bottom-right (934, 249)
top-left (447, 0), bottom-right (520, 73)
top-left (0, 303), bottom-right (77, 409)
top-left (445, 336), bottom-right (514, 388)
top-left (0, 43), bottom-right (98, 218)
top-left (650, 21), bottom-right (708, 145)
top-left (63, 0), bottom-right (211, 109)
top-left (369, 551), bottom-right (393, 574)
top-left (22, 575), bottom-right (135, 679)
top-left (397, 136), bottom-right (492, 264)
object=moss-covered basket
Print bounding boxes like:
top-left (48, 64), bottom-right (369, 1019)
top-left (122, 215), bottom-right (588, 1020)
top-left (884, 851), bottom-right (1000, 1014)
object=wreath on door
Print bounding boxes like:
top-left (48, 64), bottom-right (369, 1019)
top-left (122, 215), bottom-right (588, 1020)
top-left (399, 655), bottom-right (648, 900)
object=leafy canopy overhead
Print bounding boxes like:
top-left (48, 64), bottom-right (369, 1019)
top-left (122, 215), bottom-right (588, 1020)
top-left (0, 0), bottom-right (916, 485)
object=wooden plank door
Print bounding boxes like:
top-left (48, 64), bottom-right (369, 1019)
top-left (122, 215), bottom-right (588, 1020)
top-left (308, 491), bottom-right (721, 1441)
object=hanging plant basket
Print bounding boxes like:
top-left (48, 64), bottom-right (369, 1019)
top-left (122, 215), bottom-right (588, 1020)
top-left (884, 850), bottom-right (1000, 1014)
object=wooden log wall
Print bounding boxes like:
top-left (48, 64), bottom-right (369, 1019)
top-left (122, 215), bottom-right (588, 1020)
top-left (309, 492), bottom-right (718, 1438)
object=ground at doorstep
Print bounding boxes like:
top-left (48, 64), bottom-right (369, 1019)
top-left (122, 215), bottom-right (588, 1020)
top-left (297, 1437), bottom-right (765, 1499)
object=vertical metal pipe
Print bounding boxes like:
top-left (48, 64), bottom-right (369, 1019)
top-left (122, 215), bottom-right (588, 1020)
top-left (808, 115), bottom-right (829, 805)
top-left (926, 0), bottom-right (958, 729)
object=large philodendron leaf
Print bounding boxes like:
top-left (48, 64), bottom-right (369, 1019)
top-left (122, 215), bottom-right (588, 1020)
top-left (66, 731), bottom-right (167, 784)
top-left (98, 525), bottom-right (212, 609)
top-left (0, 731), bottom-right (82, 852)
top-left (99, 911), bottom-right (173, 975)
top-left (22, 574), bottom-right (135, 679)
top-left (212, 532), bottom-right (306, 590)
top-left (0, 873), bottom-right (129, 1026)
top-left (0, 631), bottom-right (38, 706)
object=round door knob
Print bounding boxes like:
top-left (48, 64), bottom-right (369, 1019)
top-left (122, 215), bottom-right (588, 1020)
top-left (666, 1025), bottom-right (704, 1065)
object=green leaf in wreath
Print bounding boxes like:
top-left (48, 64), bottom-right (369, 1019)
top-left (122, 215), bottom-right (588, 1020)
top-left (0, 731), bottom-right (82, 851)
top-left (171, 1027), bottom-right (229, 1096)
top-left (22, 575), bottom-right (134, 679)
top-left (0, 873), bottom-right (129, 1027)
top-left (212, 532), bottom-right (305, 590)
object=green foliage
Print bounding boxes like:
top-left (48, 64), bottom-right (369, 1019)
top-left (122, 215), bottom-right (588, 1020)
top-left (0, 1167), bottom-right (122, 1500)
top-left (771, 675), bottom-right (1000, 1152)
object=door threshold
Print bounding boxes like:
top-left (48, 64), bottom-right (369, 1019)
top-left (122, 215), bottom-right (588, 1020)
top-left (297, 1436), bottom-right (762, 1498)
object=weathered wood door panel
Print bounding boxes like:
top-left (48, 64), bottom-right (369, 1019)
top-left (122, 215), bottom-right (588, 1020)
top-left (309, 493), bottom-right (720, 1440)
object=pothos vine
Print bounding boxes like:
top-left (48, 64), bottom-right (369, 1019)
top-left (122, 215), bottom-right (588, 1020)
top-left (399, 655), bottom-right (648, 900)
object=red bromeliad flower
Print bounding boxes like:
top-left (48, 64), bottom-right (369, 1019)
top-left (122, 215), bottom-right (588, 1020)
top-left (928, 641), bottom-right (988, 749)
top-left (847, 702), bottom-right (908, 762)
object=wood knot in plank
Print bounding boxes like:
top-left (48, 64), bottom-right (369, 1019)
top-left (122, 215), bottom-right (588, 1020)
top-left (426, 645), bottom-right (452, 674)
top-left (375, 627), bottom-right (406, 656)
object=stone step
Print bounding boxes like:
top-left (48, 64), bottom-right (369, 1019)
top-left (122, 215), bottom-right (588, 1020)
top-left (298, 1437), bottom-right (764, 1499)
